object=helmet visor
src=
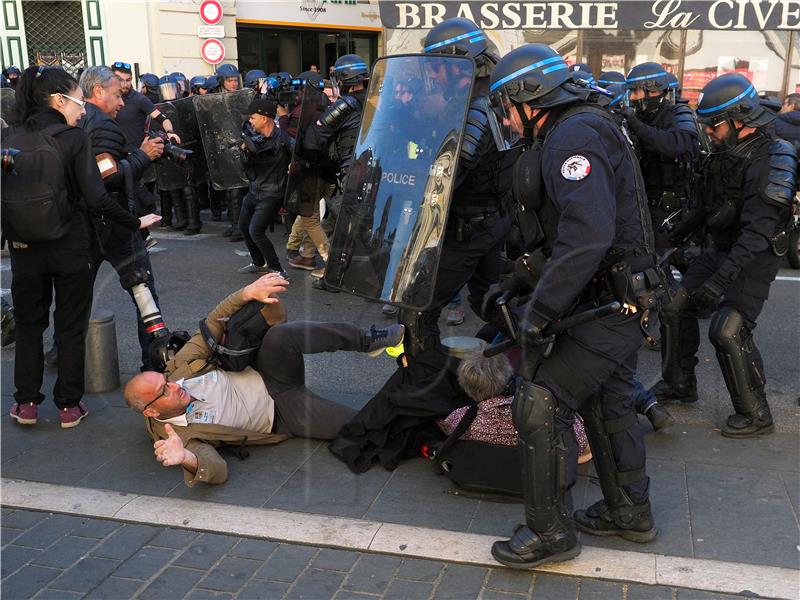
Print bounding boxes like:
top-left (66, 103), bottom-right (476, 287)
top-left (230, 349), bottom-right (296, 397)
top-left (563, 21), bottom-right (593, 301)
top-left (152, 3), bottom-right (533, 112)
top-left (487, 87), bottom-right (522, 152)
top-left (158, 81), bottom-right (179, 101)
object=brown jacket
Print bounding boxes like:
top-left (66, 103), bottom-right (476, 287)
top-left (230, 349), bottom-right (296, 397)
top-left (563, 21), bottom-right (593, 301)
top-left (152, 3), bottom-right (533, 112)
top-left (144, 288), bottom-right (289, 486)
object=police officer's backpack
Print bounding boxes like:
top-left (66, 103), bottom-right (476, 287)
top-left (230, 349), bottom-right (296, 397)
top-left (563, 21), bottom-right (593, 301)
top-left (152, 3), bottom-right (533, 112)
top-left (198, 301), bottom-right (270, 371)
top-left (1, 124), bottom-right (75, 242)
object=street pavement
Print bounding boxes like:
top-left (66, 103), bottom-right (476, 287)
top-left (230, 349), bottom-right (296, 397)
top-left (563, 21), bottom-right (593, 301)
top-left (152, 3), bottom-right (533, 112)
top-left (1, 215), bottom-right (799, 599)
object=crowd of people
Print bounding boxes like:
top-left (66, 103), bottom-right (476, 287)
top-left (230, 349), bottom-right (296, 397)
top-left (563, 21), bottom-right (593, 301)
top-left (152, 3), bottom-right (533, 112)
top-left (1, 15), bottom-right (798, 572)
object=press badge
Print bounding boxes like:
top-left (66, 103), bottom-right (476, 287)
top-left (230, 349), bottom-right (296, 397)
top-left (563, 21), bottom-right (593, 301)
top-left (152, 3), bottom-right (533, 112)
top-left (190, 410), bottom-right (216, 425)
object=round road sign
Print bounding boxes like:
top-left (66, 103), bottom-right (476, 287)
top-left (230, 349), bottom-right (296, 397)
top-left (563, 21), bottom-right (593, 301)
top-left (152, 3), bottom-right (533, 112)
top-left (199, 0), bottom-right (223, 25)
top-left (200, 38), bottom-right (225, 65)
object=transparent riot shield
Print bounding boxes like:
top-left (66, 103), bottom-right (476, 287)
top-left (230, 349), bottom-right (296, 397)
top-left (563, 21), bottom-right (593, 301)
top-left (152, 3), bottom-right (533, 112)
top-left (0, 88), bottom-right (15, 124)
top-left (284, 83), bottom-right (330, 217)
top-left (193, 89), bottom-right (254, 191)
top-left (153, 97), bottom-right (193, 191)
top-left (156, 95), bottom-right (208, 187)
top-left (323, 54), bottom-right (474, 311)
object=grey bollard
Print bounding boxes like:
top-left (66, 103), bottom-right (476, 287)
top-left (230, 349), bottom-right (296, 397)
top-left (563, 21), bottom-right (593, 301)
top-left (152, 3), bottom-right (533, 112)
top-left (441, 336), bottom-right (486, 359)
top-left (84, 310), bottom-right (120, 393)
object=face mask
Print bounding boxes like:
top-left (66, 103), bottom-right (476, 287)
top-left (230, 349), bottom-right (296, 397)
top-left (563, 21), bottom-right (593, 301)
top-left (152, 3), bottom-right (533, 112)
top-left (633, 92), bottom-right (663, 115)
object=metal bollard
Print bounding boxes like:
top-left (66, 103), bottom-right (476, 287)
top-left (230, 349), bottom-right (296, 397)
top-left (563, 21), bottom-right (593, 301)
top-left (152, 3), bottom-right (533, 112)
top-left (441, 336), bottom-right (486, 359)
top-left (84, 310), bottom-right (120, 393)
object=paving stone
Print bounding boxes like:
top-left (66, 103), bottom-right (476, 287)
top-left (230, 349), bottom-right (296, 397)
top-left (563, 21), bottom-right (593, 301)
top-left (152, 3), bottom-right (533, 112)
top-left (384, 578), bottom-right (434, 599)
top-left (13, 515), bottom-right (84, 550)
top-left (627, 583), bottom-right (674, 600)
top-left (238, 579), bottom-right (291, 599)
top-left (675, 591), bottom-right (740, 599)
top-left (186, 590), bottom-right (234, 599)
top-left (486, 569), bottom-right (533, 594)
top-left (138, 566), bottom-right (205, 600)
top-left (82, 575), bottom-right (144, 599)
top-left (578, 578), bottom-right (623, 599)
top-left (432, 564), bottom-right (488, 599)
top-left (254, 544), bottom-right (317, 583)
top-left (286, 568), bottom-right (346, 599)
top-left (48, 556), bottom-right (121, 593)
top-left (68, 518), bottom-right (122, 540)
top-left (90, 524), bottom-right (159, 561)
top-left (1, 564), bottom-right (61, 599)
top-left (174, 533), bottom-right (238, 570)
top-left (32, 535), bottom-right (97, 569)
top-left (2, 509), bottom-right (48, 530)
top-left (481, 591), bottom-right (527, 600)
top-left (311, 548), bottom-right (360, 572)
top-left (342, 554), bottom-right (401, 594)
top-left (531, 573), bottom-right (579, 599)
top-left (396, 558), bottom-right (445, 582)
top-left (197, 557), bottom-right (262, 593)
top-left (112, 546), bottom-right (178, 579)
top-left (229, 538), bottom-right (279, 561)
top-left (33, 589), bottom-right (84, 600)
top-left (333, 591), bottom-right (378, 600)
top-left (2, 544), bottom-right (42, 578)
top-left (2, 526), bottom-right (24, 546)
top-left (148, 527), bottom-right (200, 549)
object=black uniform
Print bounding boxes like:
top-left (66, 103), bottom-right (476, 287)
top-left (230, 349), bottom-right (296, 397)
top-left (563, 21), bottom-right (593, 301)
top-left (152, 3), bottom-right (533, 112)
top-left (657, 131), bottom-right (795, 433)
top-left (81, 102), bottom-right (162, 370)
top-left (771, 110), bottom-right (800, 149)
top-left (5, 107), bottom-right (141, 409)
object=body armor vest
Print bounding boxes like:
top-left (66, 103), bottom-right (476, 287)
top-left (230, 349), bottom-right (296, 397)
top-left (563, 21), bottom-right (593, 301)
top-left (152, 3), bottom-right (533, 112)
top-left (639, 104), bottom-right (693, 203)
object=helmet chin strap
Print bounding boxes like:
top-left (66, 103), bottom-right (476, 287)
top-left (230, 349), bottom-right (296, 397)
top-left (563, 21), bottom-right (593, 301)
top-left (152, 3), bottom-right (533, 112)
top-left (518, 102), bottom-right (548, 141)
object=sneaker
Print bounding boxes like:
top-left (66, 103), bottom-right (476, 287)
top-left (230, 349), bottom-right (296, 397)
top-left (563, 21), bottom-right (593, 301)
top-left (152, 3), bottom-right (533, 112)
top-left (382, 303), bottom-right (399, 317)
top-left (269, 270), bottom-right (290, 281)
top-left (446, 304), bottom-right (465, 326)
top-left (10, 402), bottom-right (37, 425)
top-left (289, 256), bottom-right (317, 271)
top-left (286, 249), bottom-right (301, 261)
top-left (60, 402), bottom-right (89, 429)
top-left (237, 263), bottom-right (269, 274)
top-left (310, 267), bottom-right (325, 279)
top-left (364, 324), bottom-right (405, 357)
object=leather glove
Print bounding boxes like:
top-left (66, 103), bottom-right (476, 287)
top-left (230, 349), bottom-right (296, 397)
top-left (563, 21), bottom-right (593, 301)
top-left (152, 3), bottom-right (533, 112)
top-left (690, 273), bottom-right (728, 314)
top-left (479, 273), bottom-right (529, 324)
top-left (513, 308), bottom-right (554, 350)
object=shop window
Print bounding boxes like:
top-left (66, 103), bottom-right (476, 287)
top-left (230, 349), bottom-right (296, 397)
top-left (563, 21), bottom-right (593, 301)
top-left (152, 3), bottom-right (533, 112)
top-left (682, 30), bottom-right (789, 103)
top-left (579, 30), bottom-right (681, 78)
top-left (22, 0), bottom-right (86, 75)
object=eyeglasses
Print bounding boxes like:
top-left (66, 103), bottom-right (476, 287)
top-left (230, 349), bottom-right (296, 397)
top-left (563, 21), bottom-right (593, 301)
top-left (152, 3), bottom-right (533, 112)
top-left (141, 379), bottom-right (171, 412)
top-left (50, 92), bottom-right (86, 108)
top-left (112, 61), bottom-right (131, 70)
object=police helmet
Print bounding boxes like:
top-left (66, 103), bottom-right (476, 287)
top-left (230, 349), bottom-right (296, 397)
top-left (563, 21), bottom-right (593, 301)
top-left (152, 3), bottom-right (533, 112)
top-left (215, 63), bottom-right (239, 78)
top-left (296, 70), bottom-right (324, 89)
top-left (626, 62), bottom-right (670, 92)
top-left (607, 83), bottom-right (627, 109)
top-left (158, 74), bottom-right (180, 102)
top-left (169, 72), bottom-right (188, 95)
top-left (244, 69), bottom-right (267, 90)
top-left (140, 73), bottom-right (159, 92)
top-left (489, 43), bottom-right (574, 109)
top-left (665, 72), bottom-right (681, 93)
top-left (5, 66), bottom-right (20, 77)
top-left (189, 75), bottom-right (206, 94)
top-left (331, 54), bottom-right (369, 90)
top-left (571, 69), bottom-right (595, 86)
top-left (569, 62), bottom-right (593, 76)
top-left (696, 72), bottom-right (774, 128)
top-left (0, 73), bottom-right (8, 88)
top-left (598, 71), bottom-right (625, 87)
top-left (204, 75), bottom-right (221, 93)
top-left (423, 18), bottom-right (487, 58)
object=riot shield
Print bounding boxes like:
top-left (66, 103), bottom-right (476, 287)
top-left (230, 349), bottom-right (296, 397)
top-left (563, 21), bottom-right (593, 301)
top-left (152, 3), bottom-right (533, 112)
top-left (0, 88), bottom-right (15, 124)
top-left (193, 89), bottom-right (254, 191)
top-left (284, 83), bottom-right (330, 217)
top-left (156, 96), bottom-right (207, 187)
top-left (323, 54), bottom-right (474, 311)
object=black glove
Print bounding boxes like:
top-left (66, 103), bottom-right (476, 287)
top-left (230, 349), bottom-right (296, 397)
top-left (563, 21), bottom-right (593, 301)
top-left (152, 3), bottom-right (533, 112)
top-left (690, 273), bottom-right (728, 313)
top-left (619, 106), bottom-right (637, 123)
top-left (518, 317), bottom-right (554, 349)
top-left (479, 273), bottom-right (529, 325)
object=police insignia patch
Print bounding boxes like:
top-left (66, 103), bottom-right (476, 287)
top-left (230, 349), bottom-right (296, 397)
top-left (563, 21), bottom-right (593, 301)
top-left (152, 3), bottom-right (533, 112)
top-left (561, 155), bottom-right (591, 181)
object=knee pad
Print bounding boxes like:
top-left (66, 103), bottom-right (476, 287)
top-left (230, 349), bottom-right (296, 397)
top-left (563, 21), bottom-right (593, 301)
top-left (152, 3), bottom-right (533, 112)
top-left (708, 307), bottom-right (744, 353)
top-left (513, 381), bottom-right (557, 435)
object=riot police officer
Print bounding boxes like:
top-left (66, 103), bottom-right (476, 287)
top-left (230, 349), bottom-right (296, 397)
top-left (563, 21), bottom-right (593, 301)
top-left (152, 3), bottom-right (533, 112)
top-left (244, 69), bottom-right (267, 94)
top-left (213, 64), bottom-right (246, 240)
top-left (403, 17), bottom-right (513, 352)
top-left (649, 73), bottom-right (796, 437)
top-left (189, 75), bottom-right (206, 96)
top-left (486, 43), bottom-right (662, 569)
top-left (216, 63), bottom-right (241, 92)
top-left (139, 73), bottom-right (160, 104)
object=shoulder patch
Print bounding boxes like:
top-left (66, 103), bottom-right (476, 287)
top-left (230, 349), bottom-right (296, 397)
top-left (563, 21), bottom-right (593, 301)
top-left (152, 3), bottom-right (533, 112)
top-left (560, 155), bottom-right (591, 181)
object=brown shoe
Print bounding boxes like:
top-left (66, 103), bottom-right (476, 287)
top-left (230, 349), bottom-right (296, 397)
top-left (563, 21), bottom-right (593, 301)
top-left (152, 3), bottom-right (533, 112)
top-left (311, 267), bottom-right (325, 279)
top-left (289, 256), bottom-right (317, 271)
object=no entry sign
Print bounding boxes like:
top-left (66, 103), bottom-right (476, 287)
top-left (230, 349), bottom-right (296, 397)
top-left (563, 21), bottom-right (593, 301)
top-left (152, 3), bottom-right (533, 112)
top-left (200, 38), bottom-right (225, 65)
top-left (199, 0), bottom-right (223, 25)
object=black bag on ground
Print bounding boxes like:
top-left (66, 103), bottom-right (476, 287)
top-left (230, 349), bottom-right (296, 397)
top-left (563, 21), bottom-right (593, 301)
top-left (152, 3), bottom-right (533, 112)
top-left (198, 300), bottom-right (269, 371)
top-left (1, 124), bottom-right (74, 242)
top-left (431, 404), bottom-right (523, 501)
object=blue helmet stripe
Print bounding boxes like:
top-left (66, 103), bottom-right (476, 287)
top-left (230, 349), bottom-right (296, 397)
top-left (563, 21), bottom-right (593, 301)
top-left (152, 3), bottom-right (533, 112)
top-left (335, 62), bottom-right (367, 71)
top-left (490, 56), bottom-right (565, 92)
top-left (697, 83), bottom-right (755, 115)
top-left (424, 30), bottom-right (485, 53)
top-left (627, 71), bottom-right (667, 83)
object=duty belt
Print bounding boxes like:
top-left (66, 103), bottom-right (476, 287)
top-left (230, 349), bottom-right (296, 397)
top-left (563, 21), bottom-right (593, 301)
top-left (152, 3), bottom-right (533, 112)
top-left (451, 209), bottom-right (500, 243)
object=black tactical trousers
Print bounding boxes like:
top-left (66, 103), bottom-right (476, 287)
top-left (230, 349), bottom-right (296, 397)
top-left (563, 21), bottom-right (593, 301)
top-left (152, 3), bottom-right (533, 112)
top-left (417, 213), bottom-right (510, 344)
top-left (10, 245), bottom-right (93, 409)
top-left (239, 192), bottom-right (283, 270)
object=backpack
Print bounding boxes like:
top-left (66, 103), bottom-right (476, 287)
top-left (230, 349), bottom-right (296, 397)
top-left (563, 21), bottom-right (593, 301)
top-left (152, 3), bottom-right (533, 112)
top-left (198, 301), bottom-right (270, 372)
top-left (1, 124), bottom-right (74, 242)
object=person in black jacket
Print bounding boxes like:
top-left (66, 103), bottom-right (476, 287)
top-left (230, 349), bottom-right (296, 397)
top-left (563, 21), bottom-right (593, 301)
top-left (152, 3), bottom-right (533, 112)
top-left (4, 66), bottom-right (160, 429)
top-left (236, 97), bottom-right (292, 277)
top-left (79, 66), bottom-right (166, 370)
top-left (773, 93), bottom-right (800, 150)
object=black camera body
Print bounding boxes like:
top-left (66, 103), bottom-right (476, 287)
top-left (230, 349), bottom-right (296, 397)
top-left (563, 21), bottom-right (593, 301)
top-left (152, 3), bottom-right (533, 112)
top-left (147, 131), bottom-right (193, 163)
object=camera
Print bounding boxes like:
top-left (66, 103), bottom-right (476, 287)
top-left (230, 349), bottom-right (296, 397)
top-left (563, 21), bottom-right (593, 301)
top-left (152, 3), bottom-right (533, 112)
top-left (147, 131), bottom-right (193, 163)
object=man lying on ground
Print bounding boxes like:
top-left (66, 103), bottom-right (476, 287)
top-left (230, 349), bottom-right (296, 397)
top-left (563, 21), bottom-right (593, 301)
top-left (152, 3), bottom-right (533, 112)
top-left (124, 272), bottom-right (404, 486)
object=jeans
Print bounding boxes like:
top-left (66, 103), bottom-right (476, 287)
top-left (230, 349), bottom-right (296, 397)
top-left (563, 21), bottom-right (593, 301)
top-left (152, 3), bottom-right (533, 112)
top-left (239, 192), bottom-right (283, 270)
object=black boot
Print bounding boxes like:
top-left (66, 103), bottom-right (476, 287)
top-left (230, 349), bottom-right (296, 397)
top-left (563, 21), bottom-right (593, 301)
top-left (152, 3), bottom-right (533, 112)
top-left (722, 389), bottom-right (774, 438)
top-left (227, 190), bottom-right (243, 242)
top-left (649, 374), bottom-right (697, 403)
top-left (574, 499), bottom-right (658, 543)
top-left (644, 402), bottom-right (672, 431)
top-left (491, 524), bottom-right (580, 570)
top-left (159, 191), bottom-right (173, 228)
top-left (170, 189), bottom-right (188, 230)
top-left (183, 186), bottom-right (202, 235)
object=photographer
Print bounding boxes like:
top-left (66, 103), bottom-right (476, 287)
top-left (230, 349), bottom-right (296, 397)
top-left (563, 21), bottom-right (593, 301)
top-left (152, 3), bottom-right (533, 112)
top-left (78, 66), bottom-right (166, 371)
top-left (3, 66), bottom-right (159, 429)
top-left (236, 97), bottom-right (292, 276)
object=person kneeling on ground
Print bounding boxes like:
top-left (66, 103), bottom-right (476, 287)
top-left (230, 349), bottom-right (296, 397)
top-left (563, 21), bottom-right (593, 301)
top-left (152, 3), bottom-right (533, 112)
top-left (124, 272), bottom-right (404, 486)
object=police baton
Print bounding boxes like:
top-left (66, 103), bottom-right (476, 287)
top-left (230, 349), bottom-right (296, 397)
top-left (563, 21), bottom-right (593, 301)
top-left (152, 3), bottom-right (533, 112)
top-left (483, 301), bottom-right (622, 358)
